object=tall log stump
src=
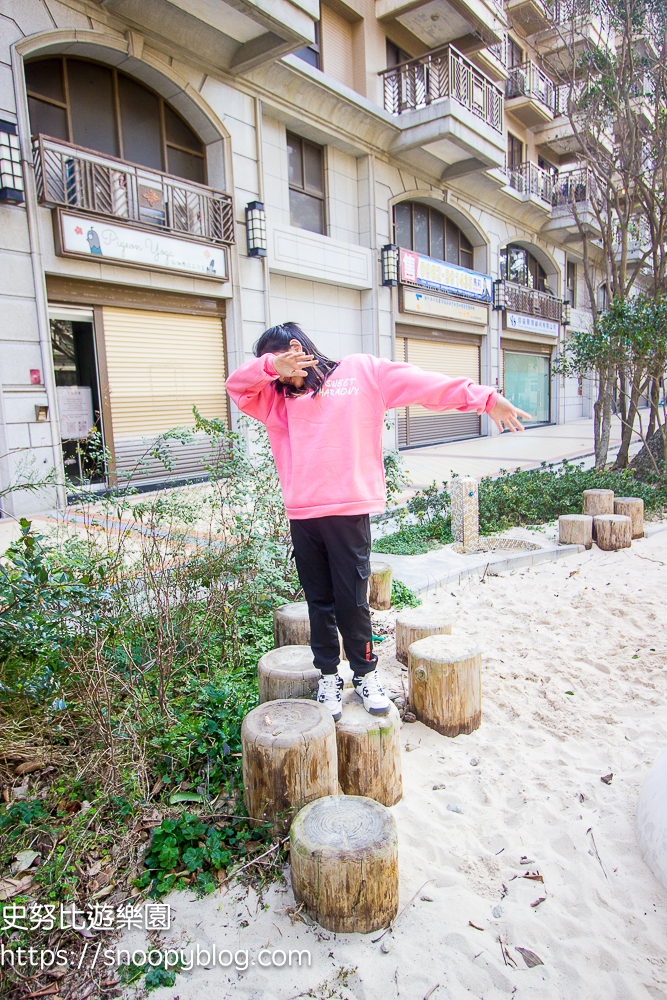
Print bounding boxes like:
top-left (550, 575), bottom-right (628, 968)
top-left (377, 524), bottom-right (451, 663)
top-left (594, 514), bottom-right (632, 551)
top-left (369, 561), bottom-right (392, 610)
top-left (258, 646), bottom-right (320, 704)
top-left (273, 602), bottom-right (347, 660)
top-left (558, 514), bottom-right (593, 549)
top-left (335, 689), bottom-right (402, 806)
top-left (408, 634), bottom-right (481, 737)
top-left (395, 606), bottom-right (453, 665)
top-left (583, 489), bottom-right (614, 538)
top-left (290, 794), bottom-right (398, 933)
top-left (241, 700), bottom-right (337, 835)
top-left (614, 497), bottom-right (644, 538)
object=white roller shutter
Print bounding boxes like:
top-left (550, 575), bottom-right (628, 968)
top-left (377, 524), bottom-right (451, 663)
top-left (102, 307), bottom-right (228, 482)
top-left (396, 336), bottom-right (481, 447)
top-left (321, 3), bottom-right (355, 88)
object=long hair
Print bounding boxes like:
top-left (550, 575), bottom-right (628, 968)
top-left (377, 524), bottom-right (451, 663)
top-left (254, 322), bottom-right (339, 397)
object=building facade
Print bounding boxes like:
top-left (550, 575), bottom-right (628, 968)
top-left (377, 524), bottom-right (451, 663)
top-left (0, 0), bottom-right (607, 514)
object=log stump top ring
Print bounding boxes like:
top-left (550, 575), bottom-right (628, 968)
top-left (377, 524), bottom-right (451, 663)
top-left (396, 606), bottom-right (454, 630)
top-left (291, 793), bottom-right (397, 858)
top-left (275, 601), bottom-right (309, 621)
top-left (259, 646), bottom-right (318, 676)
top-left (242, 699), bottom-right (333, 750)
top-left (409, 634), bottom-right (481, 664)
top-left (336, 687), bottom-right (400, 737)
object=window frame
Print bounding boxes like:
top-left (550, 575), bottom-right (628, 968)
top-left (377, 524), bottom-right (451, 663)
top-left (501, 244), bottom-right (549, 293)
top-left (286, 131), bottom-right (326, 235)
top-left (24, 56), bottom-right (207, 184)
top-left (566, 260), bottom-right (577, 307)
top-left (507, 132), bottom-right (523, 169)
top-left (392, 201), bottom-right (475, 270)
top-left (293, 21), bottom-right (321, 70)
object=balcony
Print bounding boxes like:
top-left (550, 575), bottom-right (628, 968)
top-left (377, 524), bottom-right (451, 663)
top-left (504, 161), bottom-right (555, 208)
top-left (472, 37), bottom-right (509, 82)
top-left (381, 46), bottom-right (506, 177)
top-left (33, 136), bottom-right (234, 246)
top-left (496, 279), bottom-right (563, 321)
top-left (375, 0), bottom-right (506, 48)
top-left (541, 166), bottom-right (603, 241)
top-left (505, 0), bottom-right (551, 34)
top-left (505, 61), bottom-right (557, 128)
top-left (533, 1), bottom-right (612, 74)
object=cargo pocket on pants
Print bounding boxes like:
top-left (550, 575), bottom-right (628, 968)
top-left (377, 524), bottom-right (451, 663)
top-left (355, 562), bottom-right (371, 606)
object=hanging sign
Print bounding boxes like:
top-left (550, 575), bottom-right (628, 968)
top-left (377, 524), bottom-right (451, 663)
top-left (55, 209), bottom-right (227, 280)
top-left (401, 288), bottom-right (488, 325)
top-left (506, 311), bottom-right (559, 337)
top-left (399, 248), bottom-right (493, 302)
top-left (57, 385), bottom-right (94, 440)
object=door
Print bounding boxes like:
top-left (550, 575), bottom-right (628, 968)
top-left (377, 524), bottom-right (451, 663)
top-left (396, 336), bottom-right (481, 447)
top-left (503, 351), bottom-right (550, 423)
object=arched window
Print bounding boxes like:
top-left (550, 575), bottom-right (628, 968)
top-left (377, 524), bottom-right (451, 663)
top-left (25, 57), bottom-right (206, 184)
top-left (393, 202), bottom-right (474, 270)
top-left (500, 244), bottom-right (551, 293)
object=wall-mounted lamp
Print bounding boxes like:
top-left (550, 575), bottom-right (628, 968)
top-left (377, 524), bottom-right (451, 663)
top-left (380, 244), bottom-right (399, 286)
top-left (245, 201), bottom-right (267, 257)
top-left (35, 405), bottom-right (49, 422)
top-left (0, 121), bottom-right (24, 204)
top-left (493, 279), bottom-right (506, 311)
top-left (562, 300), bottom-right (571, 326)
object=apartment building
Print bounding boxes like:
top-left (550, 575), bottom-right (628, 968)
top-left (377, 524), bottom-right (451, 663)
top-left (0, 0), bottom-right (619, 513)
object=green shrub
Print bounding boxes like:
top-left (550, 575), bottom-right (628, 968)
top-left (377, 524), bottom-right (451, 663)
top-left (391, 579), bottom-right (421, 609)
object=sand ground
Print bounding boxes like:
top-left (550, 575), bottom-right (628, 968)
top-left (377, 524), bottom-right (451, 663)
top-left (120, 527), bottom-right (667, 1000)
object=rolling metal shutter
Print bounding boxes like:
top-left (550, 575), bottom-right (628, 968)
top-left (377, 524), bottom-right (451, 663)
top-left (321, 3), bottom-right (355, 88)
top-left (396, 336), bottom-right (481, 447)
top-left (102, 307), bottom-right (228, 482)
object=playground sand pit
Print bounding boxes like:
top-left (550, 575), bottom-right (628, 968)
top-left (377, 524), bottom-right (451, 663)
top-left (119, 526), bottom-right (667, 1000)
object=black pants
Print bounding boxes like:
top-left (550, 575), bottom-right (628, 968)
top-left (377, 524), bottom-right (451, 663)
top-left (289, 514), bottom-right (377, 677)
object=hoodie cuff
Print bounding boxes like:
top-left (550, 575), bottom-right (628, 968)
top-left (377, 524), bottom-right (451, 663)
top-left (262, 354), bottom-right (277, 376)
top-left (484, 390), bottom-right (499, 414)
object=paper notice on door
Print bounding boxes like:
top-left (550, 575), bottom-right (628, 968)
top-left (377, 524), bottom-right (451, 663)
top-left (57, 385), bottom-right (94, 440)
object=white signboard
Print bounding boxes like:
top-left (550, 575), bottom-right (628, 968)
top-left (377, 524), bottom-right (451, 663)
top-left (400, 248), bottom-right (493, 302)
top-left (402, 288), bottom-right (488, 326)
top-left (57, 385), bottom-right (94, 440)
top-left (58, 211), bottom-right (227, 280)
top-left (506, 311), bottom-right (559, 338)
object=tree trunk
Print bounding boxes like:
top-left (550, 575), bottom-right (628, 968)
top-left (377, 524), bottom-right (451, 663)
top-left (614, 377), bottom-right (642, 469)
top-left (290, 793), bottom-right (399, 933)
top-left (258, 646), bottom-right (320, 704)
top-left (647, 378), bottom-right (659, 441)
top-left (335, 689), bottom-right (402, 806)
top-left (241, 699), bottom-right (338, 835)
top-left (594, 514), bottom-right (632, 551)
top-left (395, 607), bottom-right (453, 665)
top-left (368, 562), bottom-right (392, 611)
top-left (596, 373), bottom-right (614, 471)
top-left (408, 634), bottom-right (481, 737)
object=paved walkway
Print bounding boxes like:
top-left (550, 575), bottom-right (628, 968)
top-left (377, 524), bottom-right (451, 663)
top-left (398, 414), bottom-right (643, 495)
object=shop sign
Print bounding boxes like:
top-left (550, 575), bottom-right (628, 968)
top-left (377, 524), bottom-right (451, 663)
top-left (402, 288), bottom-right (488, 325)
top-left (55, 209), bottom-right (227, 280)
top-left (506, 311), bottom-right (559, 338)
top-left (56, 385), bottom-right (93, 440)
top-left (399, 248), bottom-right (493, 302)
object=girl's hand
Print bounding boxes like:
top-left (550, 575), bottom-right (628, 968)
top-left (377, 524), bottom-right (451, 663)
top-left (272, 339), bottom-right (318, 379)
top-left (488, 396), bottom-right (531, 433)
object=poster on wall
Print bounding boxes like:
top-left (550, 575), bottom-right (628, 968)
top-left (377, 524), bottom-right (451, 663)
top-left (57, 385), bottom-right (94, 440)
top-left (401, 288), bottom-right (488, 325)
top-left (399, 248), bottom-right (493, 302)
top-left (55, 210), bottom-right (228, 280)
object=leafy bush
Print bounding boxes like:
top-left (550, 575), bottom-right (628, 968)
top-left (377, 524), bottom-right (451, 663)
top-left (391, 580), bottom-right (421, 609)
top-left (373, 525), bottom-right (441, 555)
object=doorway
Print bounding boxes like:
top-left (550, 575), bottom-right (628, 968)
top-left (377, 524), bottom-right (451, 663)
top-left (503, 351), bottom-right (551, 424)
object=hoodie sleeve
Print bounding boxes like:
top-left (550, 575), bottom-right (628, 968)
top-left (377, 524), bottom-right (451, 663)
top-left (375, 357), bottom-right (498, 414)
top-left (225, 354), bottom-right (280, 423)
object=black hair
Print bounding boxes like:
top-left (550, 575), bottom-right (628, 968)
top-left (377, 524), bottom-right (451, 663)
top-left (254, 322), bottom-right (339, 397)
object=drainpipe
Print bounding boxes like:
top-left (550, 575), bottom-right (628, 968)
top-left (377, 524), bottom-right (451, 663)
top-left (12, 44), bottom-right (67, 509)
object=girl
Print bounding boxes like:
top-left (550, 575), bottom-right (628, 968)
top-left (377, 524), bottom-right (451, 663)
top-left (226, 323), bottom-right (529, 721)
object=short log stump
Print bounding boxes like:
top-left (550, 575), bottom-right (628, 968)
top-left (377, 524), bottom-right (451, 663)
top-left (273, 602), bottom-right (347, 660)
top-left (395, 606), bottom-right (454, 665)
top-left (369, 561), bottom-right (392, 610)
top-left (290, 793), bottom-right (399, 933)
top-left (614, 497), bottom-right (644, 538)
top-left (593, 514), bottom-right (632, 551)
top-left (408, 634), bottom-right (481, 737)
top-left (558, 514), bottom-right (593, 549)
top-left (257, 646), bottom-right (320, 704)
top-left (335, 688), bottom-right (402, 806)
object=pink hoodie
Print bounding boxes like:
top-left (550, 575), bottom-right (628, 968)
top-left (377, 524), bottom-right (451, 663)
top-left (225, 353), bottom-right (498, 520)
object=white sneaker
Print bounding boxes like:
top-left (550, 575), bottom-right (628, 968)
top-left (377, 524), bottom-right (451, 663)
top-left (352, 669), bottom-right (391, 716)
top-left (317, 673), bottom-right (343, 721)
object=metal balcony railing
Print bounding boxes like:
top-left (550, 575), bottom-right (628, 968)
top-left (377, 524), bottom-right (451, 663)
top-left (506, 60), bottom-right (557, 111)
top-left (551, 166), bottom-right (596, 207)
top-left (505, 161), bottom-right (555, 205)
top-left (33, 136), bottom-right (235, 245)
top-left (501, 280), bottom-right (563, 321)
top-left (379, 44), bottom-right (504, 132)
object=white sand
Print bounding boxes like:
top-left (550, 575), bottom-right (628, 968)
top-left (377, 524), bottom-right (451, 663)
top-left (120, 527), bottom-right (667, 1000)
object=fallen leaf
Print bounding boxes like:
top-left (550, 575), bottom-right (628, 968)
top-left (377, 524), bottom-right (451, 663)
top-left (522, 874), bottom-right (544, 883)
top-left (150, 778), bottom-right (164, 798)
top-left (530, 897), bottom-right (547, 908)
top-left (11, 850), bottom-right (40, 876)
top-left (515, 947), bottom-right (544, 968)
top-left (87, 860), bottom-right (102, 877)
top-left (14, 760), bottom-right (44, 776)
top-left (601, 773), bottom-right (613, 785)
top-left (0, 874), bottom-right (33, 900)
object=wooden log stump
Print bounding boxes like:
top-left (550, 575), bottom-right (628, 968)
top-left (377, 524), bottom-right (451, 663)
top-left (368, 561), bottom-right (392, 610)
top-left (273, 602), bottom-right (347, 660)
top-left (594, 514), bottom-right (632, 551)
top-left (408, 634), bottom-right (481, 737)
top-left (583, 489), bottom-right (614, 538)
top-left (558, 514), bottom-right (593, 549)
top-left (335, 688), bottom-right (402, 806)
top-left (258, 646), bottom-right (320, 704)
top-left (241, 700), bottom-right (338, 835)
top-left (395, 606), bottom-right (453, 666)
top-left (290, 793), bottom-right (398, 933)
top-left (614, 497), bottom-right (644, 538)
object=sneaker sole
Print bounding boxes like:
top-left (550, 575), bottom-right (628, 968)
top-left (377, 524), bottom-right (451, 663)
top-left (367, 705), bottom-right (391, 716)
